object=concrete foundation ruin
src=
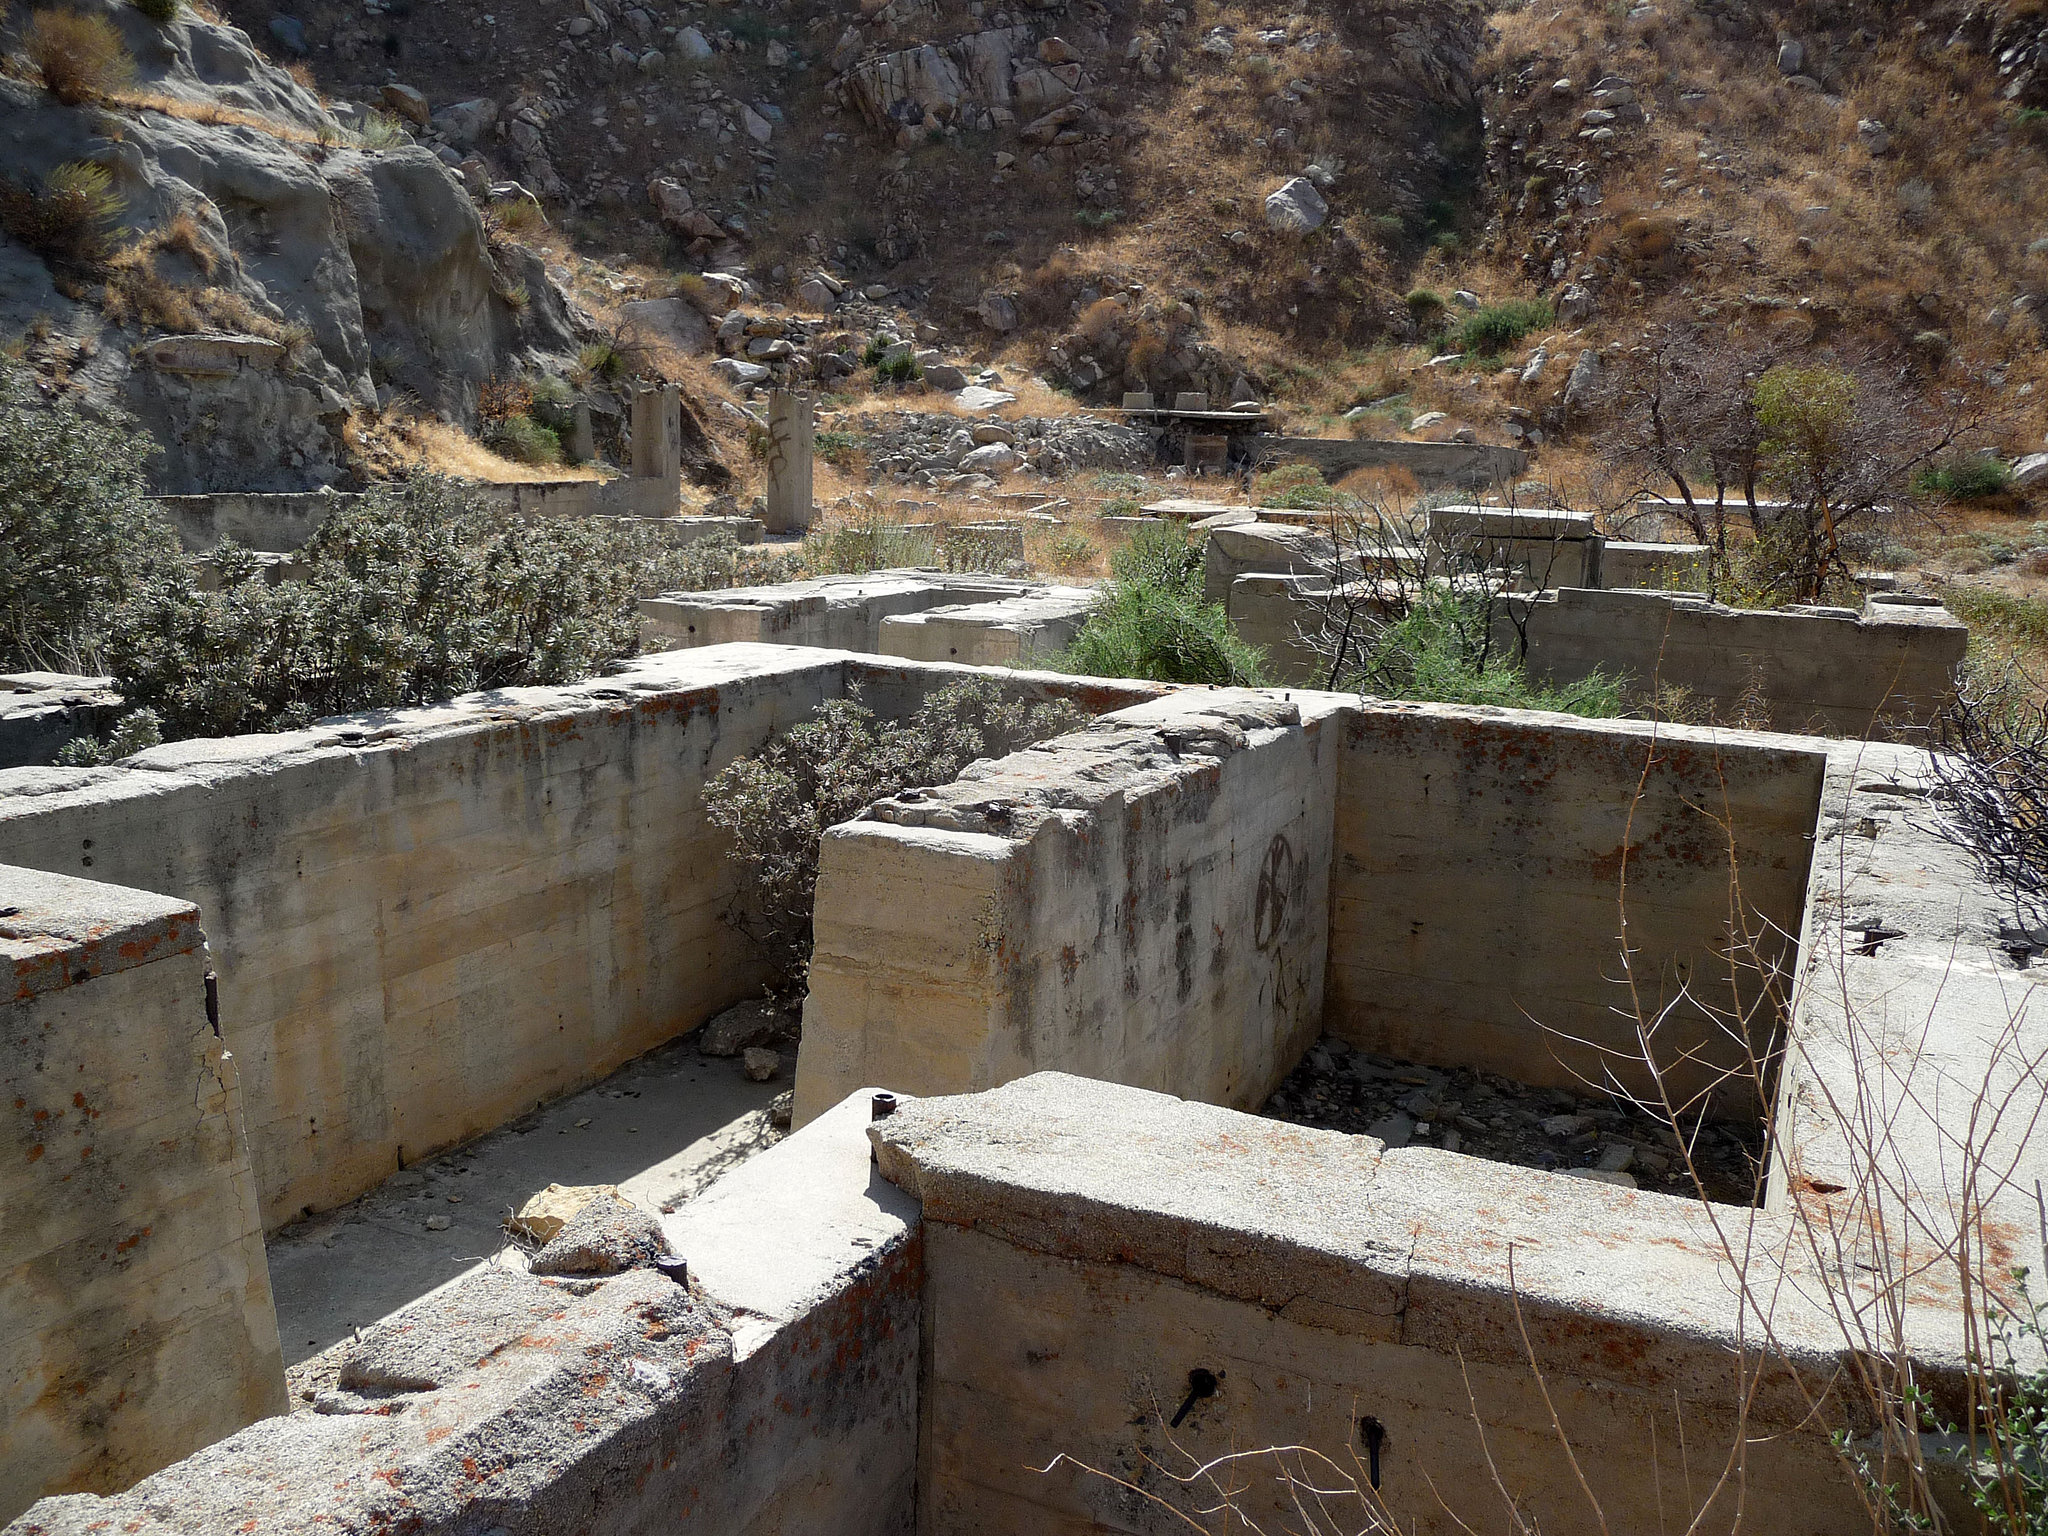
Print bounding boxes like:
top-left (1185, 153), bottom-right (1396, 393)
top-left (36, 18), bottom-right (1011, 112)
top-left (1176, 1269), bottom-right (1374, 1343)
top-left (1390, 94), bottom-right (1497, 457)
top-left (2, 629), bottom-right (2028, 1533)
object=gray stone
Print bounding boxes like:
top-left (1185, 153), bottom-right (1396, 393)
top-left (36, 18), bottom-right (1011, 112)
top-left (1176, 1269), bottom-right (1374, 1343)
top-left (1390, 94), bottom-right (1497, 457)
top-left (977, 291), bottom-right (1019, 331)
top-left (381, 83), bottom-right (431, 126)
top-left (676, 25), bottom-right (712, 59)
top-left (711, 358), bottom-right (772, 387)
top-left (528, 1192), bottom-right (667, 1275)
top-left (1777, 37), bottom-right (1803, 75)
top-left (2013, 452), bottom-right (2048, 490)
top-left (431, 98), bottom-right (497, 147)
top-left (959, 442), bottom-right (1021, 475)
top-left (268, 15), bottom-right (308, 55)
top-left (1856, 117), bottom-right (1890, 154)
top-left (1263, 176), bottom-right (1328, 235)
top-left (923, 363), bottom-right (969, 391)
top-left (743, 1046), bottom-right (782, 1081)
top-left (699, 997), bottom-right (790, 1055)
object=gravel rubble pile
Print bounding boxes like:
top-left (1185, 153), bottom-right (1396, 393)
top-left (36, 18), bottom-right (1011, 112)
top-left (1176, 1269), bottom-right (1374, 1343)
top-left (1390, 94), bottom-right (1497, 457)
top-left (1260, 1035), bottom-right (1765, 1205)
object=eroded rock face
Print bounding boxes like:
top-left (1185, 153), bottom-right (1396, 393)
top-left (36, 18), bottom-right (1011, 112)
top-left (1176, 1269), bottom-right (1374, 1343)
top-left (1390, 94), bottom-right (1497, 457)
top-left (0, 0), bottom-right (581, 491)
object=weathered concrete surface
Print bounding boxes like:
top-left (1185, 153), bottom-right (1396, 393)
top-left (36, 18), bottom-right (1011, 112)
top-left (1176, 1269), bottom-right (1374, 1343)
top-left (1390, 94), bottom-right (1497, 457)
top-left (0, 645), bottom-right (848, 1228)
top-left (2, 866), bottom-right (285, 1524)
top-left (877, 584), bottom-right (1100, 665)
top-left (874, 1072), bottom-right (1875, 1536)
top-left (641, 571), bottom-right (1054, 653)
top-left (267, 1032), bottom-right (781, 1368)
top-left (763, 390), bottom-right (816, 533)
top-left (1771, 739), bottom-right (2048, 1313)
top-left (1201, 521), bottom-right (1340, 604)
top-left (11, 1088), bottom-right (920, 1536)
top-left (1245, 435), bottom-right (1527, 489)
top-left (1428, 504), bottom-right (1602, 590)
top-left (1602, 539), bottom-right (1709, 589)
top-left (0, 675), bottom-right (121, 770)
top-left (794, 690), bottom-right (1343, 1125)
top-left (1226, 573), bottom-right (1339, 687)
top-left (1329, 705), bottom-right (1826, 1113)
top-left (1497, 586), bottom-right (1968, 737)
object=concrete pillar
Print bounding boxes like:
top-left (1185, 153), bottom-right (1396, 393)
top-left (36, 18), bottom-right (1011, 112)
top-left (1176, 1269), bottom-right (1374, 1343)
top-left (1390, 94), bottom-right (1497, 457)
top-left (763, 390), bottom-right (815, 533)
top-left (630, 383), bottom-right (682, 483)
top-left (565, 402), bottom-right (595, 464)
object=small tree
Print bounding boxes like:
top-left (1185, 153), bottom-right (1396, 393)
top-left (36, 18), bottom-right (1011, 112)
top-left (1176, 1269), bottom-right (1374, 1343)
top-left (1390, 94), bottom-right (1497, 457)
top-left (1055, 522), bottom-right (1268, 686)
top-left (1753, 363), bottom-right (1860, 597)
top-left (0, 358), bottom-right (178, 670)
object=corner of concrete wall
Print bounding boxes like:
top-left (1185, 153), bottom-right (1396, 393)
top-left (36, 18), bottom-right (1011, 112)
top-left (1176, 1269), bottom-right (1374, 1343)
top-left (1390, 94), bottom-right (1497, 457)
top-left (795, 690), bottom-right (1349, 1126)
top-left (2, 865), bottom-right (285, 1524)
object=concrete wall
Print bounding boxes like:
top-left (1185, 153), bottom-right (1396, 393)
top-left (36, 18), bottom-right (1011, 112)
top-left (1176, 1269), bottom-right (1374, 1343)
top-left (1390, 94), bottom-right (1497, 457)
top-left (1329, 705), bottom-right (1826, 1113)
top-left (1426, 505), bottom-right (1602, 591)
top-left (12, 1089), bottom-right (921, 1536)
top-left (0, 675), bottom-right (120, 771)
top-left (641, 573), bottom-right (1058, 655)
top-left (1603, 539), bottom-right (1709, 588)
top-left (794, 690), bottom-right (1344, 1126)
top-left (1497, 586), bottom-right (1968, 737)
top-left (0, 646), bottom-right (849, 1229)
top-left (0, 648), bottom-right (1148, 1231)
top-left (873, 1073), bottom-right (1875, 1536)
top-left (2, 866), bottom-right (285, 1525)
top-left (1244, 435), bottom-right (1528, 490)
top-left (877, 587), bottom-right (1099, 666)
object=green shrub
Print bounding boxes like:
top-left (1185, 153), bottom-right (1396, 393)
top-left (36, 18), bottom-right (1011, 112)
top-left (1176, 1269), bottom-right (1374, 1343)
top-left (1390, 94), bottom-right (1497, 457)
top-left (576, 336), bottom-right (629, 383)
top-left (96, 476), bottom-right (646, 742)
top-left (0, 358), bottom-right (178, 670)
top-left (130, 0), bottom-right (178, 21)
top-left (1252, 463), bottom-right (1357, 512)
top-left (357, 110), bottom-right (407, 150)
top-left (814, 429), bottom-right (864, 467)
top-left (56, 706), bottom-right (163, 765)
top-left (1352, 584), bottom-right (1623, 717)
top-left (877, 351), bottom-right (922, 384)
top-left (1915, 453), bottom-right (2016, 502)
top-left (860, 337), bottom-right (891, 368)
top-left (0, 161), bottom-right (126, 270)
top-left (1053, 522), bottom-right (1267, 685)
top-left (1452, 298), bottom-right (1552, 355)
top-left (1404, 289), bottom-right (1445, 326)
top-left (487, 413), bottom-right (563, 466)
top-left (1045, 531), bottom-right (1099, 574)
top-left (703, 678), bottom-right (1088, 994)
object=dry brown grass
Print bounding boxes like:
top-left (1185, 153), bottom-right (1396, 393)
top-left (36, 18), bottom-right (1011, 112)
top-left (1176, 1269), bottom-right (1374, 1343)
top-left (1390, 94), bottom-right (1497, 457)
top-left (108, 90), bottom-right (333, 146)
top-left (24, 9), bottom-right (134, 104)
top-left (390, 417), bottom-right (605, 483)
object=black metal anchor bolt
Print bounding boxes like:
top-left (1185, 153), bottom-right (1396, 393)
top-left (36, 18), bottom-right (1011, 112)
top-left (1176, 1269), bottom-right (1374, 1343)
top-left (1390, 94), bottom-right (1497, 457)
top-left (1359, 1416), bottom-right (1387, 1490)
top-left (1168, 1367), bottom-right (1221, 1428)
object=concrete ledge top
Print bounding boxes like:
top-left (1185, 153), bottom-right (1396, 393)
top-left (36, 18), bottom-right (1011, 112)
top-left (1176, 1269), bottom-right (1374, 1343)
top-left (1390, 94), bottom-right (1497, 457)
top-left (870, 1072), bottom-right (1868, 1414)
top-left (1, 863), bottom-right (200, 1003)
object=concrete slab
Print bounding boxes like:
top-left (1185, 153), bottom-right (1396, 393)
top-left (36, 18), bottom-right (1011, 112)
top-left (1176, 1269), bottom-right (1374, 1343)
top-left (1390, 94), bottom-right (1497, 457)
top-left (267, 1033), bottom-right (785, 1369)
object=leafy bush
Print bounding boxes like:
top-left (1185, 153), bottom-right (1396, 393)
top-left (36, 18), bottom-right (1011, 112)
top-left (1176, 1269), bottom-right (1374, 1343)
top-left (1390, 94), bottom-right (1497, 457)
top-left (130, 0), bottom-right (178, 21)
top-left (703, 678), bottom-right (1089, 994)
top-left (1915, 453), bottom-right (2016, 501)
top-left (634, 529), bottom-right (803, 595)
top-left (1451, 298), bottom-right (1551, 355)
top-left (1054, 522), bottom-right (1267, 685)
top-left (1403, 289), bottom-right (1445, 326)
top-left (487, 414), bottom-right (563, 466)
top-left (0, 359), bottom-right (179, 670)
top-left (876, 351), bottom-right (922, 384)
top-left (24, 10), bottom-right (136, 104)
top-left (814, 428), bottom-right (864, 468)
top-left (1045, 531), bottom-right (1098, 574)
top-left (0, 160), bottom-right (125, 270)
top-left (96, 476), bottom-right (644, 741)
top-left (56, 706), bottom-right (163, 766)
top-left (357, 110), bottom-right (407, 150)
top-left (1359, 586), bottom-right (1623, 716)
top-left (1252, 462), bottom-right (1354, 512)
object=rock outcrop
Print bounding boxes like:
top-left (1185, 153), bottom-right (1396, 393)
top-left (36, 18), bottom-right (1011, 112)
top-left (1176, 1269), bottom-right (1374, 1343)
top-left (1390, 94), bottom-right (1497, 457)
top-left (0, 0), bottom-right (581, 491)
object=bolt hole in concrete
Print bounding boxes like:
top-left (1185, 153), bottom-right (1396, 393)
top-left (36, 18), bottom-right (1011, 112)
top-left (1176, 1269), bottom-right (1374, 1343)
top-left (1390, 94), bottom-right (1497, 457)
top-left (268, 1030), bottom-right (792, 1402)
top-left (1261, 1035), bottom-right (1767, 1205)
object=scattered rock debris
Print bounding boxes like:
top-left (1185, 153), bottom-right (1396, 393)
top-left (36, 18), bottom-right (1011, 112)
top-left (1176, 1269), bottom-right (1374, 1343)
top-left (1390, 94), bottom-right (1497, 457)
top-left (1260, 1036), bottom-right (1765, 1205)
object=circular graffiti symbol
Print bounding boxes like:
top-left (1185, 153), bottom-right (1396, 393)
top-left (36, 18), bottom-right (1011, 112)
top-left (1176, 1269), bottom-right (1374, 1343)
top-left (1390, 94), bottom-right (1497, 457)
top-left (1254, 833), bottom-right (1294, 951)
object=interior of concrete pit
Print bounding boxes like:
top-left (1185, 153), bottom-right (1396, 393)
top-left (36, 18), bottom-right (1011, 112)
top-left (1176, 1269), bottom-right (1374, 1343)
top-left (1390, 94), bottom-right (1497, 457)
top-left (5, 639), bottom-right (2042, 1535)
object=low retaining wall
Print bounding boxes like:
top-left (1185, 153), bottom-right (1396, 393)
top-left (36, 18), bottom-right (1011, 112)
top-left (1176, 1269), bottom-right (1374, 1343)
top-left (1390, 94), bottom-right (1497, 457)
top-left (0, 675), bottom-right (121, 771)
top-left (1243, 435), bottom-right (1528, 489)
top-left (873, 1072), bottom-right (1877, 1536)
top-left (1496, 586), bottom-right (1968, 736)
top-left (2, 867), bottom-right (284, 1525)
top-left (640, 572), bottom-right (1095, 661)
top-left (794, 690), bottom-right (1342, 1126)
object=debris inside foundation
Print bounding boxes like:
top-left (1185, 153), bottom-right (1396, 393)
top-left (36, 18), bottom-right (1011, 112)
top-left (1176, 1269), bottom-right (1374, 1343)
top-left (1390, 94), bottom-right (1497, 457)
top-left (1260, 1036), bottom-right (1766, 1205)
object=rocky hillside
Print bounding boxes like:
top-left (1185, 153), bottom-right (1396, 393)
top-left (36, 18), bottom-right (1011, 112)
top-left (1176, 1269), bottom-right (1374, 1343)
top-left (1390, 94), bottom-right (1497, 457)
top-left (0, 0), bottom-right (587, 490)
